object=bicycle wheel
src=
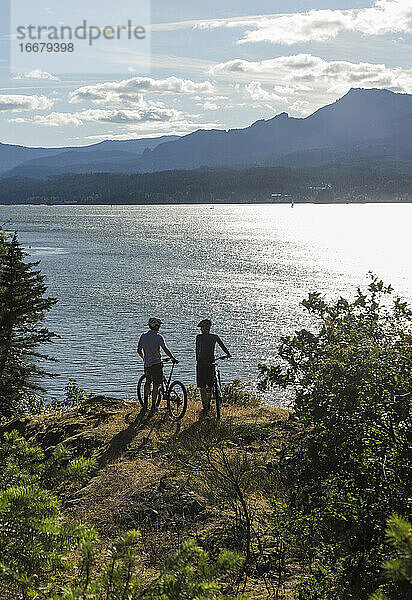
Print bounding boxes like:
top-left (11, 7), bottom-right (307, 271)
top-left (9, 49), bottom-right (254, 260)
top-left (167, 381), bottom-right (187, 421)
top-left (214, 377), bottom-right (222, 420)
top-left (137, 374), bottom-right (146, 406)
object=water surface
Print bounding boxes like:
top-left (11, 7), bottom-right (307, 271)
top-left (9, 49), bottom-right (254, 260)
top-left (1, 203), bottom-right (411, 401)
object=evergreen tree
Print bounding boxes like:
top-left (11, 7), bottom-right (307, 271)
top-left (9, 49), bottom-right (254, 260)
top-left (370, 514), bottom-right (412, 600)
top-left (0, 232), bottom-right (57, 418)
top-left (0, 430), bottom-right (94, 598)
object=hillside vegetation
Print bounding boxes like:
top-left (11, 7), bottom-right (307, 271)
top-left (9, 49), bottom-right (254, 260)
top-left (0, 393), bottom-right (295, 598)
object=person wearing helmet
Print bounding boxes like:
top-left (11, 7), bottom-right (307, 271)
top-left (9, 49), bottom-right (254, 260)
top-left (196, 319), bottom-right (231, 414)
top-left (138, 318), bottom-right (178, 410)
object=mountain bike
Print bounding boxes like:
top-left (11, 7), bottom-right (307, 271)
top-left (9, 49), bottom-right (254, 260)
top-left (137, 358), bottom-right (188, 421)
top-left (211, 356), bottom-right (229, 420)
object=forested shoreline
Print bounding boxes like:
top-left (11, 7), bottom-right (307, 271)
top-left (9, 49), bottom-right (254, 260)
top-left (0, 165), bottom-right (411, 205)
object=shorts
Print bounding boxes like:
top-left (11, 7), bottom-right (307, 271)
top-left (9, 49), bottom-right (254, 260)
top-left (196, 361), bottom-right (214, 389)
top-left (145, 363), bottom-right (163, 385)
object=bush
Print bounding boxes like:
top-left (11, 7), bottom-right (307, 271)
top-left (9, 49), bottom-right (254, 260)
top-left (222, 380), bottom-right (260, 408)
top-left (49, 378), bottom-right (92, 411)
top-left (0, 430), bottom-right (95, 597)
top-left (259, 276), bottom-right (412, 599)
top-left (0, 431), bottom-right (246, 599)
top-left (13, 378), bottom-right (92, 417)
top-left (48, 529), bottom-right (142, 600)
top-left (146, 538), bottom-right (245, 600)
top-left (370, 514), bottom-right (412, 600)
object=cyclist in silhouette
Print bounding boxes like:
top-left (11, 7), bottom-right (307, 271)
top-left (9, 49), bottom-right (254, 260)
top-left (138, 317), bottom-right (178, 410)
top-left (196, 319), bottom-right (231, 414)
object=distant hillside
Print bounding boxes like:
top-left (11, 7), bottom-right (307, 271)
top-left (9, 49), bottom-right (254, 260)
top-left (0, 143), bottom-right (67, 175)
top-left (134, 88), bottom-right (412, 172)
top-left (0, 136), bottom-right (179, 178)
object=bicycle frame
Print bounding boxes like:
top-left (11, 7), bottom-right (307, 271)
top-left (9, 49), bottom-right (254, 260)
top-left (161, 358), bottom-right (175, 395)
top-left (212, 356), bottom-right (227, 375)
top-left (211, 356), bottom-right (228, 418)
top-left (211, 363), bottom-right (221, 390)
top-left (137, 358), bottom-right (187, 420)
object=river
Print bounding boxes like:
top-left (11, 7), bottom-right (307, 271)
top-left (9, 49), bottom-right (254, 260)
top-left (1, 203), bottom-right (411, 402)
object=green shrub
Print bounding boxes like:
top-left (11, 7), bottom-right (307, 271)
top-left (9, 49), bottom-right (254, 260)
top-left (370, 514), bottom-right (412, 600)
top-left (0, 431), bottom-right (246, 599)
top-left (48, 529), bottom-right (142, 600)
top-left (260, 276), bottom-right (412, 599)
top-left (13, 378), bottom-right (91, 417)
top-left (49, 378), bottom-right (92, 411)
top-left (0, 430), bottom-right (95, 597)
top-left (222, 380), bottom-right (260, 408)
top-left (147, 538), bottom-right (245, 600)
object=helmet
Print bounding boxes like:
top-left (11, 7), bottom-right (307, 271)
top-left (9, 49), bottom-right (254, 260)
top-left (148, 317), bottom-right (163, 328)
top-left (197, 318), bottom-right (212, 328)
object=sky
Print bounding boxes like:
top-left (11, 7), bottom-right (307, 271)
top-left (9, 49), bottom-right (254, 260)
top-left (0, 0), bottom-right (411, 147)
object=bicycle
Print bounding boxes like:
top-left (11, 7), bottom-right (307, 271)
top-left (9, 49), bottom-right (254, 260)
top-left (211, 356), bottom-right (229, 420)
top-left (137, 358), bottom-right (188, 421)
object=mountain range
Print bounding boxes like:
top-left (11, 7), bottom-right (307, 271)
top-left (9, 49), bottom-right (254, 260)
top-left (0, 136), bottom-right (179, 178)
top-left (1, 88), bottom-right (411, 179)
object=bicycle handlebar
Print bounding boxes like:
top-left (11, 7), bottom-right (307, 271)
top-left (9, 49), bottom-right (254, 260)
top-left (163, 356), bottom-right (229, 364)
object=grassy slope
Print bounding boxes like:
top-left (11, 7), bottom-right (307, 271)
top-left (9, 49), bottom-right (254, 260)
top-left (1, 393), bottom-right (299, 598)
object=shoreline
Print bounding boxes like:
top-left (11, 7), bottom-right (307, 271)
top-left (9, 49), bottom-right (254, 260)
top-left (1, 198), bottom-right (412, 207)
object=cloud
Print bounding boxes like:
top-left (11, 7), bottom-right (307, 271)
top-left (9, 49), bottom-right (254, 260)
top-left (244, 82), bottom-right (288, 104)
top-left (211, 55), bottom-right (328, 76)
top-left (149, 14), bottom-right (280, 32)
top-left (238, 10), bottom-right (353, 45)
top-left (12, 69), bottom-right (59, 81)
top-left (10, 95), bottom-right (198, 128)
top-left (69, 76), bottom-right (215, 107)
top-left (26, 105), bottom-right (183, 127)
top-left (198, 0), bottom-right (412, 45)
top-left (7, 78), bottom-right (221, 136)
top-left (240, 82), bottom-right (293, 114)
top-left (33, 113), bottom-right (84, 127)
top-left (194, 95), bottom-right (229, 111)
top-left (352, 0), bottom-right (412, 36)
top-left (0, 94), bottom-right (54, 111)
top-left (212, 54), bottom-right (412, 95)
top-left (196, 101), bottom-right (219, 110)
top-left (289, 100), bottom-right (311, 114)
top-left (211, 54), bottom-right (412, 117)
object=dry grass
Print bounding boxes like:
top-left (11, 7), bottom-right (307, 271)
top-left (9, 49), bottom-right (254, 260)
top-left (2, 392), bottom-right (298, 598)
